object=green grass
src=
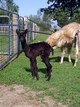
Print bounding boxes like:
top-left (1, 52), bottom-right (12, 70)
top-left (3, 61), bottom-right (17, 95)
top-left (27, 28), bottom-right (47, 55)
top-left (0, 35), bottom-right (9, 52)
top-left (0, 35), bottom-right (8, 43)
top-left (0, 34), bottom-right (80, 107)
top-left (31, 34), bottom-right (49, 43)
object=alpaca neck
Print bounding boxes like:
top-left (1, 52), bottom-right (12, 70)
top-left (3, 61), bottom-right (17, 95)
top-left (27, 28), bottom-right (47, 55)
top-left (21, 40), bottom-right (28, 50)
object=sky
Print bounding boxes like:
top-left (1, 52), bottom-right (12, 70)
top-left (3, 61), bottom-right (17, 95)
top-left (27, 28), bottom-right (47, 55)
top-left (14, 0), bottom-right (48, 17)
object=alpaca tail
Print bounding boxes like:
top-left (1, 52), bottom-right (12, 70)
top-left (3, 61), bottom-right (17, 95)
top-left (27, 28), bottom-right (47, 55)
top-left (74, 31), bottom-right (79, 48)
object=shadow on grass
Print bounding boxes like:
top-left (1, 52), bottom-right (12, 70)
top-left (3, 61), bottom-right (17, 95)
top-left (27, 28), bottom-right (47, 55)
top-left (24, 56), bottom-right (75, 74)
top-left (24, 67), bottom-right (46, 74)
top-left (49, 56), bottom-right (75, 65)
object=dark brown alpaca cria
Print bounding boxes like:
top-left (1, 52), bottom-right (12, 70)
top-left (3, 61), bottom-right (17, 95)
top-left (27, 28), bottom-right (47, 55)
top-left (16, 29), bottom-right (53, 81)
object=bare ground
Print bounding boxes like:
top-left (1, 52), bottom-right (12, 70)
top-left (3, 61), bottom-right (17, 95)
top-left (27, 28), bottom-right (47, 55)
top-left (0, 84), bottom-right (68, 107)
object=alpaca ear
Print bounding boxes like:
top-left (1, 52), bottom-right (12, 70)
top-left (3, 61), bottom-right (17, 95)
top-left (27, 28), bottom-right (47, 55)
top-left (16, 29), bottom-right (19, 34)
top-left (24, 29), bottom-right (28, 34)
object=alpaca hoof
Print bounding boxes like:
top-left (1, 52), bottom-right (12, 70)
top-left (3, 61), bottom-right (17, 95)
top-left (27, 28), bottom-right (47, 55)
top-left (36, 76), bottom-right (39, 80)
top-left (37, 78), bottom-right (39, 80)
top-left (69, 60), bottom-right (71, 63)
top-left (51, 69), bottom-right (52, 72)
top-left (32, 77), bottom-right (35, 80)
top-left (46, 76), bottom-right (51, 81)
top-left (46, 78), bottom-right (50, 81)
top-left (74, 64), bottom-right (76, 67)
top-left (45, 74), bottom-right (48, 78)
top-left (60, 62), bottom-right (63, 64)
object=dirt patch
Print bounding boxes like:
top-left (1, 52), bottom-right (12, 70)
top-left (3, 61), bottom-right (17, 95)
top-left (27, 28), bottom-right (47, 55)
top-left (0, 55), bottom-right (8, 64)
top-left (0, 85), bottom-right (68, 107)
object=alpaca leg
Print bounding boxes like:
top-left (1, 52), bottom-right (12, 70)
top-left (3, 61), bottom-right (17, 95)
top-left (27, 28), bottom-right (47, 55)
top-left (30, 65), bottom-right (35, 79)
top-left (67, 45), bottom-right (72, 62)
top-left (30, 58), bottom-right (39, 80)
top-left (34, 66), bottom-right (39, 80)
top-left (74, 34), bottom-right (79, 67)
top-left (74, 45), bottom-right (79, 67)
top-left (68, 54), bottom-right (71, 62)
top-left (30, 59), bottom-right (35, 79)
top-left (74, 54), bottom-right (78, 67)
top-left (60, 47), bottom-right (65, 64)
top-left (41, 55), bottom-right (52, 81)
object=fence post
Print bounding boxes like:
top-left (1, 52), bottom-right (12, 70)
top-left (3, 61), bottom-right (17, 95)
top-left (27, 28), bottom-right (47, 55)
top-left (24, 16), bottom-right (28, 42)
top-left (33, 23), bottom-right (40, 39)
top-left (12, 14), bottom-right (18, 54)
top-left (32, 23), bottom-right (35, 40)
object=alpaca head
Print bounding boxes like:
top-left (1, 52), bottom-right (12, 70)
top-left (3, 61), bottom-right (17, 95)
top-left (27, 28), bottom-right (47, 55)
top-left (16, 29), bottom-right (28, 42)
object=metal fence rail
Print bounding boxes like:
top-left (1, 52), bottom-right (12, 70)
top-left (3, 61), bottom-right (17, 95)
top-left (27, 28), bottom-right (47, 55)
top-left (0, 8), bottom-right (19, 69)
top-left (0, 8), bottom-right (39, 70)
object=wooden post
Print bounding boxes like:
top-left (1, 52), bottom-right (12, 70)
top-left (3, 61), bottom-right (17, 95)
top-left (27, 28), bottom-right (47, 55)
top-left (12, 14), bottom-right (18, 54)
top-left (32, 23), bottom-right (35, 40)
top-left (24, 16), bottom-right (29, 42)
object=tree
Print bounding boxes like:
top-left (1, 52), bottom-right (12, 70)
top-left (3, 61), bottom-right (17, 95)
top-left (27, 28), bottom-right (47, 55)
top-left (41, 0), bottom-right (80, 17)
top-left (0, 0), bottom-right (19, 12)
top-left (0, 0), bottom-right (19, 24)
top-left (41, 0), bottom-right (80, 27)
top-left (0, 0), bottom-right (8, 24)
top-left (29, 10), bottom-right (52, 31)
top-left (0, 0), bottom-right (6, 9)
top-left (50, 7), bottom-right (70, 27)
top-left (6, 0), bottom-right (19, 12)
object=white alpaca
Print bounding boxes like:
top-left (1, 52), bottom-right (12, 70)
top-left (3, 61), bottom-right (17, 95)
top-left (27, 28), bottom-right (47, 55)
top-left (46, 22), bottom-right (80, 66)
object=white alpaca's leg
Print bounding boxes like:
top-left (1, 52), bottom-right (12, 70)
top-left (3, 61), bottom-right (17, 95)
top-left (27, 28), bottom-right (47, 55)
top-left (74, 32), bottom-right (79, 67)
top-left (67, 46), bottom-right (72, 63)
top-left (68, 54), bottom-right (72, 62)
top-left (60, 47), bottom-right (65, 64)
top-left (74, 47), bottom-right (79, 67)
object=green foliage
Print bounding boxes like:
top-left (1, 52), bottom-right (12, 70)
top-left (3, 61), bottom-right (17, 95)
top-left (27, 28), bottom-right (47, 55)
top-left (41, 0), bottom-right (80, 27)
top-left (0, 10), bottom-right (9, 24)
top-left (71, 11), bottom-right (80, 23)
top-left (0, 0), bottom-right (19, 12)
top-left (52, 7), bottom-right (70, 27)
top-left (6, 0), bottom-right (19, 12)
top-left (0, 0), bottom-right (19, 24)
top-left (0, 34), bottom-right (80, 107)
top-left (29, 11), bottom-right (52, 31)
top-left (45, 0), bottom-right (80, 16)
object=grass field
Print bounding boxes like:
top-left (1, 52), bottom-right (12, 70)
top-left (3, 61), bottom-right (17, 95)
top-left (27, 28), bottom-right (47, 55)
top-left (0, 35), bottom-right (9, 52)
top-left (0, 34), bottom-right (80, 107)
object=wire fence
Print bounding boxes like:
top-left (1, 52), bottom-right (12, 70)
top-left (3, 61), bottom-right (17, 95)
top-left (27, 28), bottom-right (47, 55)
top-left (0, 7), bottom-right (39, 69)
